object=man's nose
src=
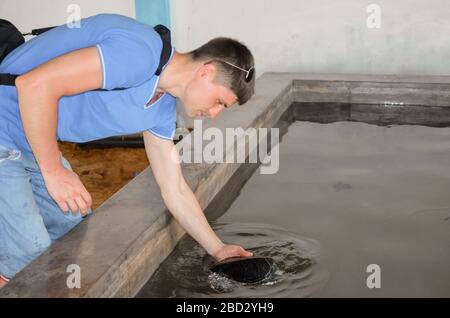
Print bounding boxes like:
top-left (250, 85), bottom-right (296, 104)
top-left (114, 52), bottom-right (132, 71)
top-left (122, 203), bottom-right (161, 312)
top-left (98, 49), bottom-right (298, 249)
top-left (209, 105), bottom-right (224, 119)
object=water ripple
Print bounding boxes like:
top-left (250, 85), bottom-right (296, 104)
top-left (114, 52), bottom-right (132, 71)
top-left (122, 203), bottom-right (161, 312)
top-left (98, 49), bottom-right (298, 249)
top-left (138, 222), bottom-right (329, 298)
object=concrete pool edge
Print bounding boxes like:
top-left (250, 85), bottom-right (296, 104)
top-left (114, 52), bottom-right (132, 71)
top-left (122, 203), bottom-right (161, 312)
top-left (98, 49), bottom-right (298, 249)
top-left (1, 72), bottom-right (450, 298)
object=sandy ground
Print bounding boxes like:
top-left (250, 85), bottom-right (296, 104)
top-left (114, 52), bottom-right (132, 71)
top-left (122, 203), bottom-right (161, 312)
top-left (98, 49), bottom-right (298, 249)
top-left (59, 142), bottom-right (149, 210)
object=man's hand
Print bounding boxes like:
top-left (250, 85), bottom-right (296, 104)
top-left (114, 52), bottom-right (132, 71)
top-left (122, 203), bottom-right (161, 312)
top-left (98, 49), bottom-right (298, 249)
top-left (42, 165), bottom-right (92, 215)
top-left (213, 244), bottom-right (253, 262)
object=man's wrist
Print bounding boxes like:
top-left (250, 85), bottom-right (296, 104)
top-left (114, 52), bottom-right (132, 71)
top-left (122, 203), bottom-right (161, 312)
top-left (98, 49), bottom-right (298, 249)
top-left (39, 156), bottom-right (65, 176)
top-left (209, 240), bottom-right (226, 258)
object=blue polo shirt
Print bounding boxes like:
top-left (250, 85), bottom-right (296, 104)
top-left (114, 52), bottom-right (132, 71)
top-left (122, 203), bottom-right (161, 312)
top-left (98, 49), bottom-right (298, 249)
top-left (0, 13), bottom-right (177, 155)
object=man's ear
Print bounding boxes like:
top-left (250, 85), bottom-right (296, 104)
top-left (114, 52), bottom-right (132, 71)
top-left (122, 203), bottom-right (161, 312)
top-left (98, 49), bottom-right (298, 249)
top-left (198, 62), bottom-right (217, 80)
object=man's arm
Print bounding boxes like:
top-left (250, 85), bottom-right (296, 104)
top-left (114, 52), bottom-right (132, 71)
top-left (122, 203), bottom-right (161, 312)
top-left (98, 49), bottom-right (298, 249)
top-left (15, 47), bottom-right (101, 214)
top-left (143, 130), bottom-right (253, 260)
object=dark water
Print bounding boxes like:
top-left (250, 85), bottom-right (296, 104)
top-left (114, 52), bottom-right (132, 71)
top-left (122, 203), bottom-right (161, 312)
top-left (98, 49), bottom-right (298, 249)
top-left (137, 121), bottom-right (450, 297)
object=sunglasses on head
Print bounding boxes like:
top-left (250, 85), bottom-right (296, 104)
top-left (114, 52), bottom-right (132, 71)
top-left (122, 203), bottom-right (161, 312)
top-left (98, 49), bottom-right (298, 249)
top-left (205, 60), bottom-right (255, 82)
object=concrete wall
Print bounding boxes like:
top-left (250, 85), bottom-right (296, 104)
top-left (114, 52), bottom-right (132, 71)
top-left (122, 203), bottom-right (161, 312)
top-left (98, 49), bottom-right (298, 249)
top-left (170, 0), bottom-right (450, 77)
top-left (0, 0), bottom-right (135, 33)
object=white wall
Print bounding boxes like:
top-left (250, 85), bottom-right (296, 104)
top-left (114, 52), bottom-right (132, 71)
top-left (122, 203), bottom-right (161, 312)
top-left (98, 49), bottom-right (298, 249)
top-left (0, 0), bottom-right (135, 35)
top-left (170, 0), bottom-right (450, 77)
top-left (4, 1), bottom-right (447, 76)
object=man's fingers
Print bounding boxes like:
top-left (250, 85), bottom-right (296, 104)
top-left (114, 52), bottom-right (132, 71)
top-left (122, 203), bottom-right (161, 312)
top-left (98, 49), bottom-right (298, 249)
top-left (74, 196), bottom-right (88, 215)
top-left (239, 246), bottom-right (253, 255)
top-left (236, 246), bottom-right (253, 257)
top-left (66, 199), bottom-right (79, 214)
top-left (58, 200), bottom-right (70, 213)
top-left (80, 189), bottom-right (92, 209)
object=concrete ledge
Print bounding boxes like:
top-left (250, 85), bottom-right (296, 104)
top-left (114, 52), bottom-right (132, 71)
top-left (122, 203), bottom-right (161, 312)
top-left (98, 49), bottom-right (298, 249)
top-left (2, 72), bottom-right (450, 297)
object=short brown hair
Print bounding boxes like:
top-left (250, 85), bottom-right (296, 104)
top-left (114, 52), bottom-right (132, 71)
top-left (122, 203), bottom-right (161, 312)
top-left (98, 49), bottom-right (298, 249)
top-left (189, 37), bottom-right (255, 105)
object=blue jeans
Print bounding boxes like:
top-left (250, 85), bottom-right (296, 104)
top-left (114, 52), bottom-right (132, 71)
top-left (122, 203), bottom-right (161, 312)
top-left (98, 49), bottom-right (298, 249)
top-left (0, 143), bottom-right (90, 279)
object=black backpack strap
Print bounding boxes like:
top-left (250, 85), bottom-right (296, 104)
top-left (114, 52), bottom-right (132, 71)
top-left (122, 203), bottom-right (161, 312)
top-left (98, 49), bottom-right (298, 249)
top-left (0, 73), bottom-right (17, 86)
top-left (0, 24), bottom-right (172, 90)
top-left (153, 24), bottom-right (172, 76)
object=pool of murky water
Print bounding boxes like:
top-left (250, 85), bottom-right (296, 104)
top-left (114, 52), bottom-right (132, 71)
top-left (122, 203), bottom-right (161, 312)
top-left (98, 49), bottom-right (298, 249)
top-left (137, 121), bottom-right (450, 297)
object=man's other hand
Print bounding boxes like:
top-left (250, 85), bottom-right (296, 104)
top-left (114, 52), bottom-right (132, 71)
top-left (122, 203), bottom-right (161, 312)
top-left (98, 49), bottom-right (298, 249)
top-left (42, 165), bottom-right (92, 215)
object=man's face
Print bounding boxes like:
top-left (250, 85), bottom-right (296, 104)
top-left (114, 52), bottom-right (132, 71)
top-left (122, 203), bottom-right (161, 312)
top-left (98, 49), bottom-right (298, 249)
top-left (182, 63), bottom-right (238, 119)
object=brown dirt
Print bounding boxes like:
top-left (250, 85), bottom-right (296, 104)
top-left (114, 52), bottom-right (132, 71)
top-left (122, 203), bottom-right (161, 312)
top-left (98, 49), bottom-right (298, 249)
top-left (59, 142), bottom-right (149, 210)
